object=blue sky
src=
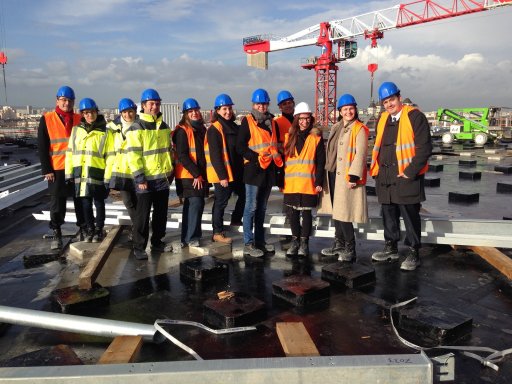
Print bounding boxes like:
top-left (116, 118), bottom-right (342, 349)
top-left (1, 0), bottom-right (511, 112)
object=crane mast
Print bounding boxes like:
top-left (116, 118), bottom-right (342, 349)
top-left (243, 0), bottom-right (512, 127)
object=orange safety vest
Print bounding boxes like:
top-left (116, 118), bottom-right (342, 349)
top-left (246, 114), bottom-right (283, 169)
top-left (204, 121), bottom-right (233, 183)
top-left (370, 105), bottom-right (428, 177)
top-left (346, 120), bottom-right (369, 185)
top-left (45, 111), bottom-right (81, 170)
top-left (274, 115), bottom-right (292, 149)
top-left (173, 124), bottom-right (197, 179)
top-left (282, 132), bottom-right (321, 195)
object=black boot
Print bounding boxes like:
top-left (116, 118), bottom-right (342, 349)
top-left (92, 228), bottom-right (104, 243)
top-left (286, 236), bottom-right (299, 256)
top-left (338, 239), bottom-right (356, 262)
top-left (77, 226), bottom-right (86, 242)
top-left (51, 228), bottom-right (63, 250)
top-left (321, 238), bottom-right (344, 256)
top-left (298, 237), bottom-right (309, 257)
top-left (86, 227), bottom-right (94, 243)
top-left (400, 247), bottom-right (421, 271)
top-left (371, 241), bottom-right (399, 262)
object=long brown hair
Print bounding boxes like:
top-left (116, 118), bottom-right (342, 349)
top-left (179, 111), bottom-right (204, 128)
top-left (284, 114), bottom-right (315, 158)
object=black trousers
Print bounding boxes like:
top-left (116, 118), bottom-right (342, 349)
top-left (121, 190), bottom-right (137, 224)
top-left (81, 196), bottom-right (106, 230)
top-left (49, 194), bottom-right (85, 229)
top-left (230, 180), bottom-right (245, 224)
top-left (328, 170), bottom-right (355, 242)
top-left (133, 189), bottom-right (169, 251)
top-left (290, 208), bottom-right (313, 238)
top-left (381, 203), bottom-right (422, 249)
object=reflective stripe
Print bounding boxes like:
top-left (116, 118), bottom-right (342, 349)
top-left (285, 159), bottom-right (315, 166)
top-left (49, 149), bottom-right (67, 156)
top-left (285, 172), bottom-right (316, 179)
top-left (143, 147), bottom-right (170, 156)
top-left (50, 138), bottom-right (69, 144)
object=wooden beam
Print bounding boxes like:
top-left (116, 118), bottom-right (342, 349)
top-left (79, 225), bottom-right (124, 290)
top-left (470, 246), bottom-right (512, 280)
top-left (98, 336), bottom-right (143, 364)
top-left (276, 322), bottom-right (320, 357)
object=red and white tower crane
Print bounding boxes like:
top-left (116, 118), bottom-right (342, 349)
top-left (243, 0), bottom-right (511, 127)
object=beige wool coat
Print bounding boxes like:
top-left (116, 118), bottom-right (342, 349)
top-left (318, 120), bottom-right (368, 223)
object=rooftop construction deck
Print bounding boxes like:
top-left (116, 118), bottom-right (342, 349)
top-left (0, 141), bottom-right (511, 383)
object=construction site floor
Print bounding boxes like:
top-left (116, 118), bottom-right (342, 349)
top-left (0, 142), bottom-right (511, 383)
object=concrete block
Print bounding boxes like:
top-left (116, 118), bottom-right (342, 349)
top-left (487, 156), bottom-right (504, 161)
top-left (397, 303), bottom-right (472, 345)
top-left (495, 165), bottom-right (512, 175)
top-left (179, 256), bottom-right (229, 283)
top-left (449, 192), bottom-right (479, 204)
top-left (68, 242), bottom-right (98, 263)
top-left (321, 263), bottom-right (376, 289)
top-left (458, 159), bottom-right (477, 167)
top-left (459, 171), bottom-right (481, 181)
top-left (52, 284), bottom-right (110, 313)
top-left (459, 151), bottom-right (474, 157)
top-left (22, 251), bottom-right (61, 269)
top-left (497, 183), bottom-right (512, 194)
top-left (272, 275), bottom-right (330, 309)
top-left (484, 148), bottom-right (504, 154)
top-left (188, 241), bottom-right (232, 256)
top-left (428, 164), bottom-right (444, 172)
top-left (203, 292), bottom-right (266, 328)
top-left (424, 177), bottom-right (440, 187)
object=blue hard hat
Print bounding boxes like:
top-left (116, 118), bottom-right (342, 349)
top-left (140, 88), bottom-right (161, 102)
top-left (56, 85), bottom-right (75, 100)
top-left (79, 98), bottom-right (98, 112)
top-left (337, 93), bottom-right (357, 109)
top-left (277, 90), bottom-right (294, 105)
top-left (118, 98), bottom-right (137, 112)
top-left (251, 88), bottom-right (270, 103)
top-left (214, 94), bottom-right (234, 108)
top-left (182, 98), bottom-right (200, 112)
top-left (378, 82), bottom-right (400, 101)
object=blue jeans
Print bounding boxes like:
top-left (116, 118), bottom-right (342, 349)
top-left (243, 184), bottom-right (272, 245)
top-left (182, 196), bottom-right (205, 244)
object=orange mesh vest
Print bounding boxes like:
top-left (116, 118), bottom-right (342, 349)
top-left (246, 114), bottom-right (283, 169)
top-left (174, 125), bottom-right (197, 179)
top-left (345, 120), bottom-right (369, 185)
top-left (204, 121), bottom-right (233, 183)
top-left (282, 132), bottom-right (321, 195)
top-left (45, 111), bottom-right (81, 170)
top-left (370, 105), bottom-right (428, 176)
top-left (274, 115), bottom-right (292, 149)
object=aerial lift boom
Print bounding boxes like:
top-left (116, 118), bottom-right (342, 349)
top-left (243, 0), bottom-right (512, 127)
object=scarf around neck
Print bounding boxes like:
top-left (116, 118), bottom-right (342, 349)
top-left (55, 106), bottom-right (75, 131)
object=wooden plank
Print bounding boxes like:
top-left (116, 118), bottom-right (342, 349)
top-left (470, 246), bottom-right (512, 280)
top-left (79, 225), bottom-right (124, 290)
top-left (98, 336), bottom-right (143, 364)
top-left (276, 322), bottom-right (320, 357)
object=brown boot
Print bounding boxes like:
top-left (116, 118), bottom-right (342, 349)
top-left (212, 233), bottom-right (232, 244)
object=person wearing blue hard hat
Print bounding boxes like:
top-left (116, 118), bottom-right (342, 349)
top-left (275, 90), bottom-right (295, 149)
top-left (125, 89), bottom-right (173, 260)
top-left (65, 98), bottom-right (113, 243)
top-left (370, 81), bottom-right (432, 271)
top-left (236, 88), bottom-right (284, 257)
top-left (37, 85), bottom-right (85, 249)
top-left (205, 94), bottom-right (245, 244)
top-left (105, 98), bottom-right (139, 238)
top-left (319, 93), bottom-right (369, 262)
top-left (173, 98), bottom-right (208, 248)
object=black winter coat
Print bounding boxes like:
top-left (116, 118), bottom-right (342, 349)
top-left (374, 109), bottom-right (432, 205)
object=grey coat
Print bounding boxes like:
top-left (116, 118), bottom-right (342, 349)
top-left (318, 120), bottom-right (368, 223)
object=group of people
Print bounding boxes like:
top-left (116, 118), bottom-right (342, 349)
top-left (38, 80), bottom-right (431, 270)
